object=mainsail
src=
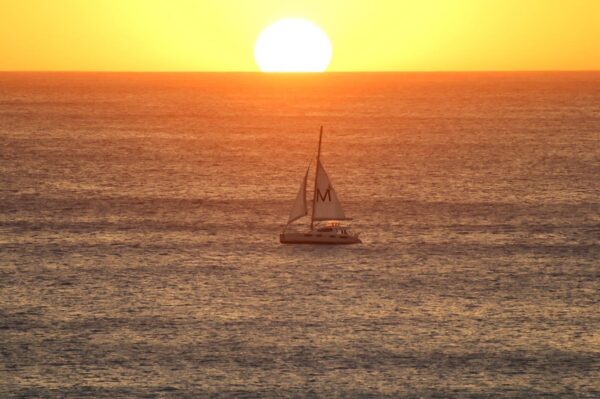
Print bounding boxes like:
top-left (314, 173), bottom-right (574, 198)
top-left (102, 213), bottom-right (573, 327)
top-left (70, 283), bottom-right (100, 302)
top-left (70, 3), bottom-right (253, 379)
top-left (312, 161), bottom-right (348, 221)
top-left (287, 167), bottom-right (309, 224)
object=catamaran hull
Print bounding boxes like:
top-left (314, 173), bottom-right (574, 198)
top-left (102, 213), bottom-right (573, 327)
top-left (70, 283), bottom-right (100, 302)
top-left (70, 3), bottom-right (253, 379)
top-left (280, 232), bottom-right (361, 245)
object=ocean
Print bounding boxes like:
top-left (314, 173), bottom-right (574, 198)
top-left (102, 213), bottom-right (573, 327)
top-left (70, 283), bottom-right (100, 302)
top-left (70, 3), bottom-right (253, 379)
top-left (1, 72), bottom-right (599, 398)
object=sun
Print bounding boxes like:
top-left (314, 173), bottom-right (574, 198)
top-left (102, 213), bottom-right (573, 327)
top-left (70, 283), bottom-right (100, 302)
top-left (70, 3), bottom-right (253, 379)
top-left (254, 18), bottom-right (332, 72)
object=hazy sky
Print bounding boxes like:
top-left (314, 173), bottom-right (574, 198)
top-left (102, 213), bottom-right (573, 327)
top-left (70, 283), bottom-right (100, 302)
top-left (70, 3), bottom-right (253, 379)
top-left (1, 0), bottom-right (599, 71)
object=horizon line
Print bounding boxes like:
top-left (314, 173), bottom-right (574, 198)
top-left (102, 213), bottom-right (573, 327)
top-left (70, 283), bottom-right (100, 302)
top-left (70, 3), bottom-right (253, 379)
top-left (1, 69), bottom-right (599, 74)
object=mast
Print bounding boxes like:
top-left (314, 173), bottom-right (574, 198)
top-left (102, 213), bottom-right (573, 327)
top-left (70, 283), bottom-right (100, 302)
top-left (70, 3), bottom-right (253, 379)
top-left (310, 126), bottom-right (323, 230)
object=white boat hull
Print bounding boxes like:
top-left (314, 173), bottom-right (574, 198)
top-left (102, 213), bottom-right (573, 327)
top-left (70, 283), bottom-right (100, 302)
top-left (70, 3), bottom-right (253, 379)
top-left (280, 231), bottom-right (361, 245)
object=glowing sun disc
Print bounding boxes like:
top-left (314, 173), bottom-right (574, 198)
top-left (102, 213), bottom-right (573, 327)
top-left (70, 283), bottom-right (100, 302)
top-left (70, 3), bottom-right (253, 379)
top-left (254, 18), bottom-right (332, 72)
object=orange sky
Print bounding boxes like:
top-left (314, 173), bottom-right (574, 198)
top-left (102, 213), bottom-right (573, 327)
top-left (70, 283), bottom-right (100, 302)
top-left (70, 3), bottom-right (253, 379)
top-left (1, 0), bottom-right (599, 71)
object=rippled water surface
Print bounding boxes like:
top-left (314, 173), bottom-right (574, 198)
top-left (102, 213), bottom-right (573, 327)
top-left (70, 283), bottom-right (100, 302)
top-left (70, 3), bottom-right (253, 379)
top-left (1, 72), bottom-right (599, 398)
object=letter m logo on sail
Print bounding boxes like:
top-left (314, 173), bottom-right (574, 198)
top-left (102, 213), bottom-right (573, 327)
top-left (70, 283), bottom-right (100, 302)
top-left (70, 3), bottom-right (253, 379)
top-left (316, 187), bottom-right (332, 202)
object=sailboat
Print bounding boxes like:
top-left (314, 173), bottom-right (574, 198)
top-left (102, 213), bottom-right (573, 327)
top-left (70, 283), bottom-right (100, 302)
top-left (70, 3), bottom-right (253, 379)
top-left (280, 127), bottom-right (362, 245)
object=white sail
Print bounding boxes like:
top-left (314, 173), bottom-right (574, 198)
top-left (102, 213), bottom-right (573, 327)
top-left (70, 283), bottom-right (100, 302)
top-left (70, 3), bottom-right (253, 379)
top-left (312, 161), bottom-right (348, 221)
top-left (287, 168), bottom-right (309, 224)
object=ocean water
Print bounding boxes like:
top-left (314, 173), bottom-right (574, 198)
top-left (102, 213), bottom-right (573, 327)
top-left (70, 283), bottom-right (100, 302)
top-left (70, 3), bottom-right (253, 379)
top-left (0, 72), bottom-right (599, 398)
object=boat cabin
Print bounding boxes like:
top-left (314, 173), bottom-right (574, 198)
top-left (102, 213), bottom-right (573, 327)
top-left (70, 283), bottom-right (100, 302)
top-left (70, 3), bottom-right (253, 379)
top-left (316, 221), bottom-right (349, 235)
